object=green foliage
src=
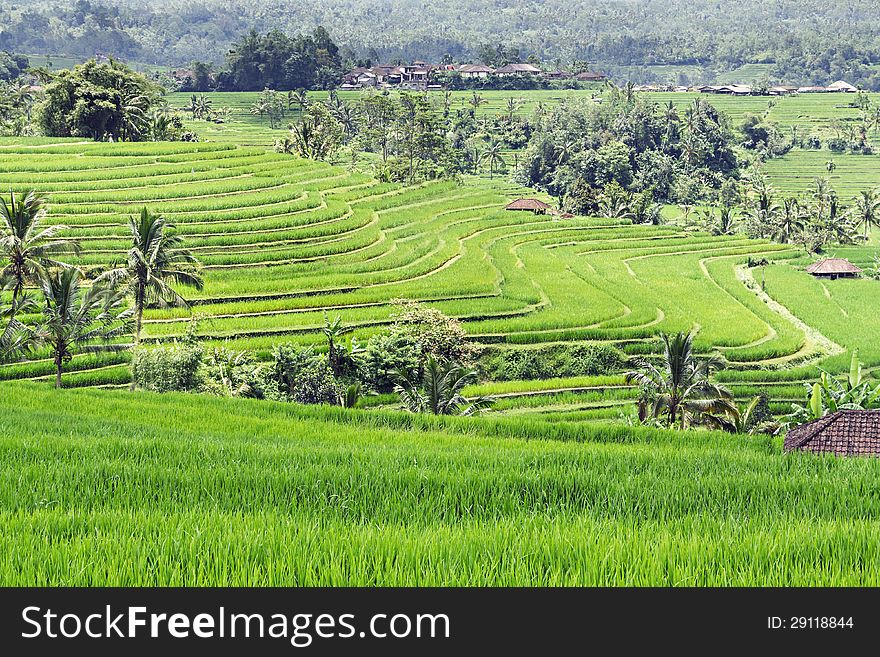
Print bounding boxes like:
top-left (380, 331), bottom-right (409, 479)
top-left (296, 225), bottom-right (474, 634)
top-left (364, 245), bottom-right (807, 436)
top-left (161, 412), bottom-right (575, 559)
top-left (783, 351), bottom-right (880, 427)
top-left (480, 343), bottom-right (625, 381)
top-left (625, 331), bottom-right (737, 430)
top-left (395, 354), bottom-right (489, 415)
top-left (0, 52), bottom-right (29, 81)
top-left (276, 102), bottom-right (343, 160)
top-left (358, 332), bottom-right (421, 393)
top-left (390, 300), bottom-right (479, 365)
top-left (519, 95), bottom-right (738, 203)
top-left (36, 59), bottom-right (162, 141)
top-left (200, 346), bottom-right (267, 398)
top-left (218, 27), bottom-right (343, 91)
top-left (39, 267), bottom-right (133, 388)
top-left (132, 341), bottom-right (204, 393)
top-left (271, 343), bottom-right (342, 405)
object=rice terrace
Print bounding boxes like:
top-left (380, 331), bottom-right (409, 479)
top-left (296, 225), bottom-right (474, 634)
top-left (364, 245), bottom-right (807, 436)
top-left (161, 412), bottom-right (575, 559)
top-left (3, 1), bottom-right (880, 589)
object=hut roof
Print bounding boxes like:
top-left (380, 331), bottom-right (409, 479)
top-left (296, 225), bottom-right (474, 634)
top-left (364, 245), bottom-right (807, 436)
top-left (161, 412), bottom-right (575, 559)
top-left (805, 258), bottom-right (862, 275)
top-left (784, 410), bottom-right (880, 456)
top-left (505, 198), bottom-right (552, 211)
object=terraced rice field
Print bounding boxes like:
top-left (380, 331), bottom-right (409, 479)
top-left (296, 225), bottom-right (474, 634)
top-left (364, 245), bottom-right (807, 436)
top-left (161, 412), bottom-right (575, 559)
top-left (2, 136), bottom-right (879, 420)
top-left (166, 89), bottom-right (880, 194)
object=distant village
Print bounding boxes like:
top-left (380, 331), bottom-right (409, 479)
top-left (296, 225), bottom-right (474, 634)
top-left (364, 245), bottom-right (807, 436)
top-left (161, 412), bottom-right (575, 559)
top-left (337, 61), bottom-right (861, 96)
top-left (339, 62), bottom-right (606, 90)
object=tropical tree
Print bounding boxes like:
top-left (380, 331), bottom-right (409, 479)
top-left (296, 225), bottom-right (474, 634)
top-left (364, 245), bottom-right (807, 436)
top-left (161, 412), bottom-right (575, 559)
top-left (851, 189), bottom-right (880, 240)
top-left (625, 331), bottom-right (736, 429)
top-left (104, 208), bottom-right (203, 389)
top-left (395, 355), bottom-right (490, 416)
top-left (479, 140), bottom-right (506, 178)
top-left (721, 395), bottom-right (780, 434)
top-left (468, 92), bottom-right (487, 115)
top-left (782, 351), bottom-right (880, 428)
top-left (280, 103), bottom-right (344, 160)
top-left (0, 190), bottom-right (79, 309)
top-left (505, 97), bottom-right (523, 122)
top-left (0, 278), bottom-right (37, 363)
top-left (39, 267), bottom-right (132, 388)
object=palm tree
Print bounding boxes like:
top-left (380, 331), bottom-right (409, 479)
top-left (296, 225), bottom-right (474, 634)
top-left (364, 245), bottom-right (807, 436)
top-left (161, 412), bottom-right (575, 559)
top-left (505, 97), bottom-right (523, 122)
top-left (0, 191), bottom-right (79, 310)
top-left (851, 189), bottom-right (880, 241)
top-left (479, 141), bottom-right (506, 178)
top-left (194, 95), bottom-right (212, 120)
top-left (395, 355), bottom-right (490, 416)
top-left (773, 197), bottom-right (804, 244)
top-left (722, 395), bottom-right (780, 434)
top-left (625, 331), bottom-right (736, 429)
top-left (0, 281), bottom-right (37, 363)
top-left (291, 88), bottom-right (309, 115)
top-left (9, 80), bottom-right (37, 128)
top-left (119, 89), bottom-right (150, 141)
top-left (39, 268), bottom-right (132, 388)
top-left (468, 92), bottom-right (487, 115)
top-left (105, 208), bottom-right (203, 389)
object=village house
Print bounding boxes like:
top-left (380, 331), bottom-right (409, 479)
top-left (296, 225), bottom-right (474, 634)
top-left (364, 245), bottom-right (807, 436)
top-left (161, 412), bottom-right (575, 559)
top-left (458, 64), bottom-right (495, 79)
top-left (784, 410), bottom-right (880, 457)
top-left (826, 80), bottom-right (859, 93)
top-left (495, 63), bottom-right (542, 77)
top-left (575, 71), bottom-right (606, 82)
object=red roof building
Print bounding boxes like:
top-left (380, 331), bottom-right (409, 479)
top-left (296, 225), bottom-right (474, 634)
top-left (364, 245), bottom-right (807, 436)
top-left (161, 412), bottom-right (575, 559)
top-left (784, 410), bottom-right (880, 456)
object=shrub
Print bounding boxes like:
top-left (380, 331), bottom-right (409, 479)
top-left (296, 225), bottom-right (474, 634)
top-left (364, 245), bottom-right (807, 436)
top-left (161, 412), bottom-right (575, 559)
top-left (271, 344), bottom-right (342, 405)
top-left (200, 347), bottom-right (269, 398)
top-left (826, 137), bottom-right (847, 153)
top-left (358, 333), bottom-right (421, 393)
top-left (132, 342), bottom-right (203, 393)
top-left (480, 343), bottom-right (626, 381)
top-left (390, 300), bottom-right (480, 365)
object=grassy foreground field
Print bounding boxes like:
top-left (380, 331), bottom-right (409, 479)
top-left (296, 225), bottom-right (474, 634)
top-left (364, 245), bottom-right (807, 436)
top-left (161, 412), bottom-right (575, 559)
top-left (4, 382), bottom-right (880, 586)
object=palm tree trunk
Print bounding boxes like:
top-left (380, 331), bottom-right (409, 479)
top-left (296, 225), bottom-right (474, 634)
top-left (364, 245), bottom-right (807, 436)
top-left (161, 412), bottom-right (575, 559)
top-left (55, 357), bottom-right (63, 389)
top-left (129, 298), bottom-right (144, 391)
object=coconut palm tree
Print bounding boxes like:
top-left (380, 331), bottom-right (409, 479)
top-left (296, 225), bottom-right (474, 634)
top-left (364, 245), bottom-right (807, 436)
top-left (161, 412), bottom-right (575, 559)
top-left (715, 395), bottom-right (780, 434)
top-left (395, 355), bottom-right (490, 416)
top-left (773, 197), bottom-right (805, 244)
top-left (479, 141), bottom-right (506, 178)
top-left (625, 331), bottom-right (736, 429)
top-left (39, 267), bottom-right (132, 388)
top-left (0, 191), bottom-right (79, 310)
top-left (505, 97), bottom-right (523, 122)
top-left (0, 279), bottom-right (37, 363)
top-left (851, 189), bottom-right (880, 241)
top-left (103, 208), bottom-right (203, 389)
top-left (468, 92), bottom-right (487, 115)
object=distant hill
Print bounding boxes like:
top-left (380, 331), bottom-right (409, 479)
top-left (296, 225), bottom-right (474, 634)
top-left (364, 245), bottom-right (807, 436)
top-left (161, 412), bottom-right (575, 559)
top-left (2, 0), bottom-right (880, 88)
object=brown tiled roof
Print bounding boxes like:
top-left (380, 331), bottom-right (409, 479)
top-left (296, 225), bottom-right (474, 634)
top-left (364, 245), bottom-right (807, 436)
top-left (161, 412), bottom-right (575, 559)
top-left (784, 410), bottom-right (880, 456)
top-left (506, 198), bottom-right (552, 210)
top-left (805, 258), bottom-right (862, 275)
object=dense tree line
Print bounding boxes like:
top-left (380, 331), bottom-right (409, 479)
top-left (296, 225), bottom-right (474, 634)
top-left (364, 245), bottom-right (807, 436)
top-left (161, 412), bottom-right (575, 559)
top-left (2, 1), bottom-right (880, 89)
top-left (200, 28), bottom-right (344, 92)
top-left (518, 88), bottom-right (739, 208)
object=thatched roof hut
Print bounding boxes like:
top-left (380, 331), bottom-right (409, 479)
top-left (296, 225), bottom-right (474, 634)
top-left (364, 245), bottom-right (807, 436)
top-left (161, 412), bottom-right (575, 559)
top-left (806, 258), bottom-right (862, 279)
top-left (505, 198), bottom-right (552, 214)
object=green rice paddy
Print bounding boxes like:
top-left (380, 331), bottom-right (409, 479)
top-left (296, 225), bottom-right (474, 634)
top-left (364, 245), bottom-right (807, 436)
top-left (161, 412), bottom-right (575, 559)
top-left (3, 89), bottom-right (880, 586)
top-left (4, 382), bottom-right (880, 586)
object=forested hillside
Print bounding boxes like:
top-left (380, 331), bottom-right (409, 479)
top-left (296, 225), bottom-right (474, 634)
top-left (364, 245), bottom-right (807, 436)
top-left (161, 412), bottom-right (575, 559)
top-left (2, 0), bottom-right (880, 87)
